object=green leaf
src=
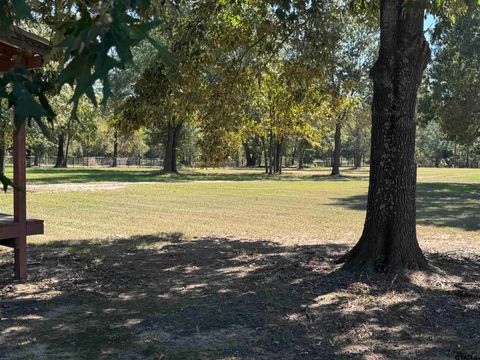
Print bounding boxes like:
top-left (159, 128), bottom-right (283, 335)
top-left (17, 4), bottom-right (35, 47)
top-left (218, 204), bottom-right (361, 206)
top-left (0, 173), bottom-right (22, 193)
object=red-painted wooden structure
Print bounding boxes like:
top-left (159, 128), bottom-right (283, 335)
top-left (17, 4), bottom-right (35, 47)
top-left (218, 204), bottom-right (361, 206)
top-left (0, 28), bottom-right (50, 280)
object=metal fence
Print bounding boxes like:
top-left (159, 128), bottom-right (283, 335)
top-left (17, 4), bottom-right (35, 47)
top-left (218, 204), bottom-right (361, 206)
top-left (4, 156), bottom-right (165, 168)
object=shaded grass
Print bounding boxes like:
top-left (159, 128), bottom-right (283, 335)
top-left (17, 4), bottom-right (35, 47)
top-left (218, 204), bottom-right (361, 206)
top-left (333, 182), bottom-right (480, 231)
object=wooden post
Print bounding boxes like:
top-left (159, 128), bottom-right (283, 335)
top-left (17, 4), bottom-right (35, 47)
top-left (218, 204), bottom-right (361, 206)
top-left (13, 123), bottom-right (27, 280)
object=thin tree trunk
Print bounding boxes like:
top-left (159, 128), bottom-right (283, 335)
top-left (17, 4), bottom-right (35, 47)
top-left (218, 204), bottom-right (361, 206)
top-left (163, 122), bottom-right (182, 173)
top-left (0, 119), bottom-right (5, 174)
top-left (262, 137), bottom-right (268, 173)
top-left (331, 121), bottom-right (341, 176)
top-left (112, 129), bottom-right (118, 167)
top-left (353, 129), bottom-right (364, 169)
top-left (275, 138), bottom-right (283, 174)
top-left (54, 133), bottom-right (66, 168)
top-left (338, 0), bottom-right (430, 272)
top-left (354, 150), bottom-right (363, 169)
top-left (268, 130), bottom-right (273, 175)
top-left (298, 139), bottom-right (306, 170)
top-left (62, 135), bottom-right (71, 168)
top-left (466, 146), bottom-right (470, 168)
top-left (173, 123), bottom-right (182, 172)
top-left (453, 142), bottom-right (457, 168)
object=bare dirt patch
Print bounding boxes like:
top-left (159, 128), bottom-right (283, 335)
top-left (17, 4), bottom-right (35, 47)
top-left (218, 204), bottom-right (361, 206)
top-left (27, 182), bottom-right (135, 193)
top-left (1, 234), bottom-right (479, 359)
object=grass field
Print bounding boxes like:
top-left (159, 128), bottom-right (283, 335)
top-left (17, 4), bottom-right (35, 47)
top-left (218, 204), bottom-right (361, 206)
top-left (0, 166), bottom-right (479, 359)
top-left (0, 166), bottom-right (478, 249)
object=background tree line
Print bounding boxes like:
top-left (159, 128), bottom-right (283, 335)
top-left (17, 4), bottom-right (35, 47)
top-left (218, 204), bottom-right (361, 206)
top-left (1, 1), bottom-right (478, 175)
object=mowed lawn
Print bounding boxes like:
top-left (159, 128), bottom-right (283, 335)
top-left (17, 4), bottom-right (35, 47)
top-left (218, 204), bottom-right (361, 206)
top-left (1, 166), bottom-right (479, 360)
top-left (0, 166), bottom-right (478, 251)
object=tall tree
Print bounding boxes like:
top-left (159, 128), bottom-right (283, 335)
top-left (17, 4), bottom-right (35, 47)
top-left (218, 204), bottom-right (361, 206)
top-left (421, 5), bottom-right (480, 149)
top-left (338, 0), bottom-right (434, 271)
top-left (328, 17), bottom-right (377, 176)
top-left (0, 0), bottom-right (170, 187)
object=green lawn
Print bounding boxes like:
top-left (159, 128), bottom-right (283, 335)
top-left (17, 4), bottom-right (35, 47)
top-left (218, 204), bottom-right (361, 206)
top-left (4, 164), bottom-right (480, 183)
top-left (1, 166), bottom-right (479, 360)
top-left (0, 166), bottom-right (478, 252)
top-left (5, 165), bottom-right (372, 184)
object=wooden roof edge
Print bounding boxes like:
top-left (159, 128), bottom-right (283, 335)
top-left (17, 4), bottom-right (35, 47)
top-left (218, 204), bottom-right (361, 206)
top-left (0, 26), bottom-right (51, 56)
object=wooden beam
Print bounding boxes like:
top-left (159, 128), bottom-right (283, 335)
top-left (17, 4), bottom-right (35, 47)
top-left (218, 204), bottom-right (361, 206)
top-left (0, 58), bottom-right (13, 72)
top-left (0, 27), bottom-right (51, 56)
top-left (13, 123), bottom-right (27, 280)
top-left (0, 219), bottom-right (44, 240)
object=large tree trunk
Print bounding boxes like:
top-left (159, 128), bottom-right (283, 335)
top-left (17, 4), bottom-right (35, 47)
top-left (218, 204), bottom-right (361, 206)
top-left (338, 0), bottom-right (430, 272)
top-left (244, 143), bottom-right (257, 167)
top-left (331, 121), bottom-right (342, 176)
top-left (54, 133), bottom-right (66, 168)
top-left (163, 122), bottom-right (182, 173)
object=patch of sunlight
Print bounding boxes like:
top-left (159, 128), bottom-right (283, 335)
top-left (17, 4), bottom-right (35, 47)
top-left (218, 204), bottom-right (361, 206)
top-left (124, 318), bottom-right (143, 327)
top-left (310, 292), bottom-right (346, 307)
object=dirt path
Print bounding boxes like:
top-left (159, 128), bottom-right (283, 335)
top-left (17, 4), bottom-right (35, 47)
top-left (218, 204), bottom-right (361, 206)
top-left (27, 182), bottom-right (158, 193)
top-left (25, 176), bottom-right (366, 193)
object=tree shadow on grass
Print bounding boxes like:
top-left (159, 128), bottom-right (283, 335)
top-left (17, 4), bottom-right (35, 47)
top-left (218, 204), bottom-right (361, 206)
top-left (0, 234), bottom-right (479, 359)
top-left (333, 182), bottom-right (480, 231)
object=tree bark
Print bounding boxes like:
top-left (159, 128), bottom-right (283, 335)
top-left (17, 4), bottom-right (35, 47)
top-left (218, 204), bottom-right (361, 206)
top-left (54, 133), bottom-right (67, 168)
top-left (466, 146), bottom-right (470, 168)
top-left (331, 121), bottom-right (342, 176)
top-left (275, 138), bottom-right (283, 174)
top-left (354, 146), bottom-right (363, 169)
top-left (337, 0), bottom-right (430, 272)
top-left (62, 134), bottom-right (71, 168)
top-left (244, 143), bottom-right (257, 167)
top-left (0, 119), bottom-right (5, 174)
top-left (262, 137), bottom-right (268, 173)
top-left (297, 139), bottom-right (306, 170)
top-left (112, 129), bottom-right (118, 167)
top-left (163, 122), bottom-right (182, 173)
top-left (353, 128), bottom-right (364, 169)
top-left (268, 129), bottom-right (273, 175)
